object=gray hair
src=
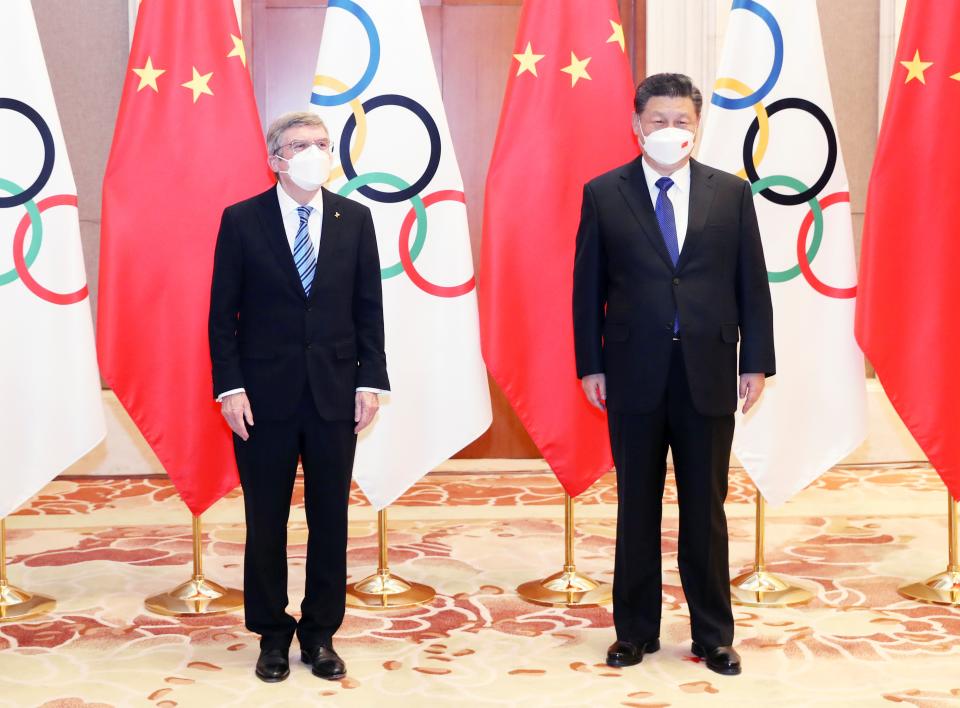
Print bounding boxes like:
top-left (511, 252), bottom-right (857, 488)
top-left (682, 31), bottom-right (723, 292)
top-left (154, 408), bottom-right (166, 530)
top-left (265, 111), bottom-right (329, 156)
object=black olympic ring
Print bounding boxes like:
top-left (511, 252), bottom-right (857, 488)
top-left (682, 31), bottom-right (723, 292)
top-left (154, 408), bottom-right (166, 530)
top-left (742, 97), bottom-right (837, 206)
top-left (0, 98), bottom-right (55, 209)
top-left (339, 94), bottom-right (441, 203)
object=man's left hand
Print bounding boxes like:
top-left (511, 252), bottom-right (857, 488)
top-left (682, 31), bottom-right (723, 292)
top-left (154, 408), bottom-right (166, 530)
top-left (739, 373), bottom-right (766, 414)
top-left (354, 391), bottom-right (380, 434)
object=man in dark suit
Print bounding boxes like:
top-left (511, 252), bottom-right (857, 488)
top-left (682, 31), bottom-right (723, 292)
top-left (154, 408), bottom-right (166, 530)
top-left (209, 112), bottom-right (388, 683)
top-left (573, 74), bottom-right (774, 676)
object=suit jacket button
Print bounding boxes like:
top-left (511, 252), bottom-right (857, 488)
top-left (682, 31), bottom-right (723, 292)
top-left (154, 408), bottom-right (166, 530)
top-left (306, 307), bottom-right (313, 313)
top-left (672, 277), bottom-right (680, 286)
top-left (306, 344), bottom-right (312, 350)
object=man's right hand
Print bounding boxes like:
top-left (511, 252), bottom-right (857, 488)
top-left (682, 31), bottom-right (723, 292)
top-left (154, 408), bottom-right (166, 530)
top-left (581, 373), bottom-right (607, 411)
top-left (221, 392), bottom-right (254, 440)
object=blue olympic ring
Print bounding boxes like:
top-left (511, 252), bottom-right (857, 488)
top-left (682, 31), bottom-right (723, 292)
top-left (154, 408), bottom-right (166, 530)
top-left (309, 0), bottom-right (380, 107)
top-left (339, 94), bottom-right (441, 204)
top-left (710, 0), bottom-right (783, 111)
top-left (0, 98), bottom-right (55, 209)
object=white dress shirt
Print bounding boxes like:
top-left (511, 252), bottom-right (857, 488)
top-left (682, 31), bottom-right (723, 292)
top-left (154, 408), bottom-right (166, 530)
top-left (640, 158), bottom-right (691, 252)
top-left (216, 183), bottom-right (383, 400)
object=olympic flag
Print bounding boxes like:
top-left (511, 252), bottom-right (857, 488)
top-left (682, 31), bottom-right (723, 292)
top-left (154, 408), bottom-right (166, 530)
top-left (0, 0), bottom-right (105, 518)
top-left (698, 0), bottom-right (866, 506)
top-left (310, 0), bottom-right (491, 509)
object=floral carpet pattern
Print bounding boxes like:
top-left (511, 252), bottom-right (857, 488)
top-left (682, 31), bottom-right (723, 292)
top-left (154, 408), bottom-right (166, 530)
top-left (1, 464), bottom-right (959, 707)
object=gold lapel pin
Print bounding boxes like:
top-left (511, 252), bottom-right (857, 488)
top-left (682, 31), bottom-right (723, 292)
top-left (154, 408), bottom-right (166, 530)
top-left (334, 211), bottom-right (341, 219)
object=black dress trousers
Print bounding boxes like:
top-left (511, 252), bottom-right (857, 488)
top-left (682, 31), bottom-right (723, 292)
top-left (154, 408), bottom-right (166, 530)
top-left (234, 387), bottom-right (356, 651)
top-left (607, 341), bottom-right (736, 648)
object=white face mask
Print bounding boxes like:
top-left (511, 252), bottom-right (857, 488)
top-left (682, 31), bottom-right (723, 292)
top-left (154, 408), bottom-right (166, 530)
top-left (277, 145), bottom-right (331, 191)
top-left (638, 125), bottom-right (696, 166)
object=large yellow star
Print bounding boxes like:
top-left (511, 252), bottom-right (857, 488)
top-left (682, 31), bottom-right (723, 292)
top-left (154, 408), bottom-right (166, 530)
top-left (607, 20), bottom-right (625, 52)
top-left (901, 50), bottom-right (933, 84)
top-left (228, 34), bottom-right (247, 67)
top-left (513, 42), bottom-right (545, 77)
top-left (132, 56), bottom-right (165, 93)
top-left (181, 67), bottom-right (214, 102)
top-left (561, 52), bottom-right (592, 87)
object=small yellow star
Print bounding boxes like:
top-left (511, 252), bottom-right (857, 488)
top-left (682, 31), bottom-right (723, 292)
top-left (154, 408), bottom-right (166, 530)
top-left (181, 67), bottom-right (214, 103)
top-left (513, 42), bottom-right (545, 77)
top-left (132, 56), bottom-right (165, 93)
top-left (951, 71), bottom-right (960, 82)
top-left (607, 20), bottom-right (625, 52)
top-left (901, 50), bottom-right (933, 84)
top-left (561, 52), bottom-right (592, 87)
top-left (227, 34), bottom-right (247, 67)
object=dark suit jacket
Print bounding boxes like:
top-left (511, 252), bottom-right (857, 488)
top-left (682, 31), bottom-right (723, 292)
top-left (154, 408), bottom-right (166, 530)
top-left (573, 157), bottom-right (775, 417)
top-left (209, 186), bottom-right (389, 422)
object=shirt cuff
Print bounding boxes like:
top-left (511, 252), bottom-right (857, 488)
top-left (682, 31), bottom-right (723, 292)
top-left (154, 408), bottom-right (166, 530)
top-left (356, 387), bottom-right (387, 394)
top-left (216, 387), bottom-right (245, 402)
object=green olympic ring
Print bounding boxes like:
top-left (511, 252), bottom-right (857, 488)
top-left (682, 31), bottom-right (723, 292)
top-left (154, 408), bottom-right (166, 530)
top-left (338, 171), bottom-right (427, 280)
top-left (0, 177), bottom-right (43, 286)
top-left (750, 175), bottom-right (823, 283)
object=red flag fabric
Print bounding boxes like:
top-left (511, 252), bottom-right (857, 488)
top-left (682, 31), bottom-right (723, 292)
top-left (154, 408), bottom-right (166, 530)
top-left (856, 0), bottom-right (960, 499)
top-left (98, 1), bottom-right (272, 515)
top-left (479, 0), bottom-right (637, 497)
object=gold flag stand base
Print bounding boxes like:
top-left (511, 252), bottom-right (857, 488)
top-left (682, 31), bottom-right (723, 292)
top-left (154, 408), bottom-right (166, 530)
top-left (145, 515), bottom-right (243, 616)
top-left (898, 493), bottom-right (960, 606)
top-left (517, 493), bottom-right (612, 608)
top-left (346, 509), bottom-right (436, 610)
top-left (731, 490), bottom-right (814, 607)
top-left (0, 518), bottom-right (56, 623)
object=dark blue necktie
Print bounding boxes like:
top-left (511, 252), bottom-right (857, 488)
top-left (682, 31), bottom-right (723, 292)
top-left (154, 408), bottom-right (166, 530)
top-left (654, 177), bottom-right (680, 334)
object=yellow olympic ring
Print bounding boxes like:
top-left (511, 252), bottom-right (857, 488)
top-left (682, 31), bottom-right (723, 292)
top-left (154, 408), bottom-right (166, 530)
top-left (313, 74), bottom-right (367, 183)
top-left (713, 77), bottom-right (769, 179)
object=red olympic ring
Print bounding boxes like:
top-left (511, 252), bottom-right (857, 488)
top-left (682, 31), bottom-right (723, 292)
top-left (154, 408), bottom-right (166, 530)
top-left (796, 191), bottom-right (856, 299)
top-left (398, 189), bottom-right (476, 298)
top-left (13, 194), bottom-right (89, 305)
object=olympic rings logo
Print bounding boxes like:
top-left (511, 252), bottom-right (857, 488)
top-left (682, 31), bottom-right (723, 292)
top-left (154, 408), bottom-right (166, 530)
top-left (0, 97), bottom-right (87, 305)
top-left (310, 0), bottom-right (474, 298)
top-left (710, 0), bottom-right (854, 299)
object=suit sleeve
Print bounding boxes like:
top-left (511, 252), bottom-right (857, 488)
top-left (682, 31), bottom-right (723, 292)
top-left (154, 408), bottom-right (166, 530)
top-left (354, 206), bottom-right (390, 390)
top-left (572, 182), bottom-right (608, 378)
top-left (208, 207), bottom-right (245, 397)
top-left (736, 180), bottom-right (776, 377)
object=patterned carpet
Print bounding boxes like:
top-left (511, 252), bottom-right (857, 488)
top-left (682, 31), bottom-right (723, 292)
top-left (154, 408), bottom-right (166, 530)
top-left (2, 464), bottom-right (959, 707)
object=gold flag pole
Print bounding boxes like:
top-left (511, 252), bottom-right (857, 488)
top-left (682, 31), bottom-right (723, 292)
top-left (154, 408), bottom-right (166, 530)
top-left (517, 492), bottom-right (611, 607)
top-left (731, 487), bottom-right (813, 606)
top-left (346, 507), bottom-right (435, 609)
top-left (0, 517), bottom-right (56, 623)
top-left (145, 514), bottom-right (243, 616)
top-left (898, 492), bottom-right (960, 605)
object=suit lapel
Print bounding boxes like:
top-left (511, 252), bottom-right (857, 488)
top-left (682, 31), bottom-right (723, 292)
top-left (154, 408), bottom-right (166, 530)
top-left (255, 187), bottom-right (307, 299)
top-left (675, 159), bottom-right (717, 271)
top-left (617, 157), bottom-right (675, 271)
top-left (307, 188), bottom-right (341, 303)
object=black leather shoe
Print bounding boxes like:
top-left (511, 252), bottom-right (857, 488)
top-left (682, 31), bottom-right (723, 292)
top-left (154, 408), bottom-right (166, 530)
top-left (606, 638), bottom-right (661, 667)
top-left (691, 642), bottom-right (741, 676)
top-left (302, 645), bottom-right (347, 680)
top-left (255, 648), bottom-right (290, 682)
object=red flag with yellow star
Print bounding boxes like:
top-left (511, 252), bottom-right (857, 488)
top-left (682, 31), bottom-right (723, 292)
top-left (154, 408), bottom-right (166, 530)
top-left (98, 0), bottom-right (272, 515)
top-left (856, 0), bottom-right (960, 499)
top-left (479, 0), bottom-right (636, 497)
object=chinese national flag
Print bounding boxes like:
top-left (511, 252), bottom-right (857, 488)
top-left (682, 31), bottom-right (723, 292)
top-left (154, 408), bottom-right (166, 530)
top-left (98, 0), bottom-right (272, 515)
top-left (856, 0), bottom-right (960, 499)
top-left (479, 0), bottom-right (636, 497)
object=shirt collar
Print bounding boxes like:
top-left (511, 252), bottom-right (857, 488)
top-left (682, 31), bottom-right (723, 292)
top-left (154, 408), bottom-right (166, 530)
top-left (640, 157), bottom-right (691, 194)
top-left (276, 182), bottom-right (325, 217)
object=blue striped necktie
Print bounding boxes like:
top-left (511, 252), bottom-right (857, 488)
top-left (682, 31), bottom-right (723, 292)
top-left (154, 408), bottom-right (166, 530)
top-left (293, 205), bottom-right (316, 296)
top-left (654, 177), bottom-right (680, 334)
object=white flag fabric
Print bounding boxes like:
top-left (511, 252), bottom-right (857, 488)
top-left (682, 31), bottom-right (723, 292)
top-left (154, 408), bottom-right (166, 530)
top-left (0, 0), bottom-right (105, 517)
top-left (310, 0), bottom-right (491, 509)
top-left (698, 0), bottom-right (866, 506)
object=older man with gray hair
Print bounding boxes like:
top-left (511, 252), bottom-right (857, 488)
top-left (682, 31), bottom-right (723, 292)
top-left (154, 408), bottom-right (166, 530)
top-left (209, 111), bottom-right (389, 682)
